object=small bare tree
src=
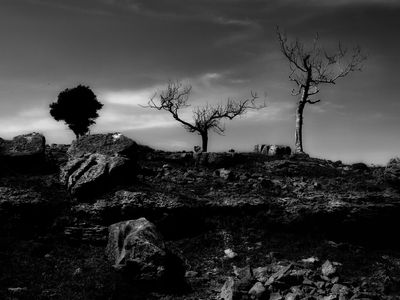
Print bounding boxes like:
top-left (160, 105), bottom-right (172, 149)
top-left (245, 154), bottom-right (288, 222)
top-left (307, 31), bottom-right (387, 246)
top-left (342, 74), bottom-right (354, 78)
top-left (277, 28), bottom-right (366, 153)
top-left (143, 82), bottom-right (265, 152)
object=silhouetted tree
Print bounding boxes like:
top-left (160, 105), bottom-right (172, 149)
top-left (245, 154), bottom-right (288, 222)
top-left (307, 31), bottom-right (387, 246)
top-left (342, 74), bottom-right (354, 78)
top-left (277, 28), bottom-right (366, 153)
top-left (144, 82), bottom-right (264, 152)
top-left (50, 85), bottom-right (103, 139)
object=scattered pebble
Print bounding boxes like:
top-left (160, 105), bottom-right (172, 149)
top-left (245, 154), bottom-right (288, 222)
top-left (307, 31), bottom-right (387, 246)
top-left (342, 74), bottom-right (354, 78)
top-left (224, 248), bottom-right (237, 259)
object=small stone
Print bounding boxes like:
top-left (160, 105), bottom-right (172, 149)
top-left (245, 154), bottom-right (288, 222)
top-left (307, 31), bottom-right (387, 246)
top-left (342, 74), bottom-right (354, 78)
top-left (248, 282), bottom-right (266, 299)
top-left (269, 292), bottom-right (283, 300)
top-left (219, 168), bottom-right (235, 181)
top-left (8, 287), bottom-right (28, 296)
top-left (265, 264), bottom-right (292, 286)
top-left (162, 163), bottom-right (171, 169)
top-left (322, 295), bottom-right (336, 300)
top-left (313, 182), bottom-right (322, 189)
top-left (302, 278), bottom-right (314, 285)
top-left (301, 257), bottom-right (319, 264)
top-left (73, 267), bottom-right (82, 277)
top-left (321, 260), bottom-right (338, 277)
top-left (331, 276), bottom-right (340, 284)
top-left (331, 284), bottom-right (350, 296)
top-left (185, 270), bottom-right (199, 278)
top-left (253, 266), bottom-right (270, 283)
top-left (285, 292), bottom-right (299, 300)
top-left (224, 248), bottom-right (237, 259)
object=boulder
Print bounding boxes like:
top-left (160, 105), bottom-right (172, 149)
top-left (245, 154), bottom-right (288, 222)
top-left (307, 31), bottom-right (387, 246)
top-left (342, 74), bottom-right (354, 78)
top-left (0, 132), bottom-right (45, 158)
top-left (351, 162), bottom-right (370, 172)
top-left (385, 157), bottom-right (400, 188)
top-left (0, 133), bottom-right (46, 170)
top-left (60, 153), bottom-right (133, 197)
top-left (105, 218), bottom-right (185, 283)
top-left (67, 133), bottom-right (140, 158)
top-left (255, 145), bottom-right (291, 157)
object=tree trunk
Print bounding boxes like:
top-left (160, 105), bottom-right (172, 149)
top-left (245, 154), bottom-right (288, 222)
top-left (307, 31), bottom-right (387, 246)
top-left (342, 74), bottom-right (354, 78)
top-left (201, 131), bottom-right (208, 152)
top-left (295, 102), bottom-right (305, 153)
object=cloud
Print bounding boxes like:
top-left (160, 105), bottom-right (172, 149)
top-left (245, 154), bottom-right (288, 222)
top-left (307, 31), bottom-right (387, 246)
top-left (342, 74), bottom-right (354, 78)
top-left (96, 71), bottom-right (270, 134)
top-left (246, 100), bottom-right (295, 122)
top-left (308, 101), bottom-right (346, 114)
top-left (305, 0), bottom-right (400, 6)
top-left (101, 87), bottom-right (159, 106)
top-left (0, 107), bottom-right (61, 138)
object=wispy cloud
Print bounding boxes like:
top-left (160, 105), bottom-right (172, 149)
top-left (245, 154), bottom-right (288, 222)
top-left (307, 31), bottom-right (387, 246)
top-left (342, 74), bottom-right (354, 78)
top-left (0, 107), bottom-right (61, 138)
top-left (308, 101), bottom-right (346, 114)
top-left (305, 0), bottom-right (400, 6)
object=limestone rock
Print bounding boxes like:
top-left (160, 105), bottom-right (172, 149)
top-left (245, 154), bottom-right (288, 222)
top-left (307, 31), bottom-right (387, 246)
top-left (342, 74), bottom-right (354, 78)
top-left (254, 144), bottom-right (291, 157)
top-left (385, 157), bottom-right (400, 188)
top-left (0, 133), bottom-right (46, 170)
top-left (105, 218), bottom-right (185, 282)
top-left (0, 132), bottom-right (45, 158)
top-left (67, 133), bottom-right (146, 158)
top-left (218, 168), bottom-right (235, 181)
top-left (60, 153), bottom-right (132, 197)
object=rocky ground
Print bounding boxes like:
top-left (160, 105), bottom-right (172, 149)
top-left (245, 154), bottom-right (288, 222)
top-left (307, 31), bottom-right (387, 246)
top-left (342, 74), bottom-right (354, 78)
top-left (1, 133), bottom-right (400, 299)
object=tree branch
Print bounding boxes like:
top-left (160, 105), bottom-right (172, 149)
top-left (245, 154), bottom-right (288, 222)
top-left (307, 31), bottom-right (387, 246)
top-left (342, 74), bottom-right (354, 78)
top-left (306, 99), bottom-right (321, 104)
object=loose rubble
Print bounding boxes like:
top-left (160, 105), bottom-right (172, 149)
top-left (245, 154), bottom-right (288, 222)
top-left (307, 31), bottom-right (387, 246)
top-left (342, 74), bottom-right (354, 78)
top-left (220, 259), bottom-right (364, 300)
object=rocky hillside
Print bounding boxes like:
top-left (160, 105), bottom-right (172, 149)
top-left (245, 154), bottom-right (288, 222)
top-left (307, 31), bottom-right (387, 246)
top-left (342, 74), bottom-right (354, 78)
top-left (1, 133), bottom-right (400, 300)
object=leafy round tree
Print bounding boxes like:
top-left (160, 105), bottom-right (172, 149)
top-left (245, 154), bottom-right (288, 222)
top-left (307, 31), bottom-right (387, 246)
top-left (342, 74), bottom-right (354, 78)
top-left (50, 85), bottom-right (103, 139)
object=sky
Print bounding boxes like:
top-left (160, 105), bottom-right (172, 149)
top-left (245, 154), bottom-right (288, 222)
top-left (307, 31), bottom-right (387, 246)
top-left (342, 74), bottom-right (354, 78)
top-left (0, 0), bottom-right (399, 164)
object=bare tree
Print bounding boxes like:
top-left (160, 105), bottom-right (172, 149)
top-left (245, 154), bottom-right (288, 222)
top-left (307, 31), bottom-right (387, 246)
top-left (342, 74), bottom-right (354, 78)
top-left (277, 28), bottom-right (366, 153)
top-left (143, 82), bottom-right (265, 152)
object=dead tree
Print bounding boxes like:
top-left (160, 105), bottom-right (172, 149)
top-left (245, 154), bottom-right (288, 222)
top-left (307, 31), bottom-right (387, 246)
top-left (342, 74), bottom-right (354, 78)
top-left (143, 82), bottom-right (264, 152)
top-left (277, 28), bottom-right (366, 153)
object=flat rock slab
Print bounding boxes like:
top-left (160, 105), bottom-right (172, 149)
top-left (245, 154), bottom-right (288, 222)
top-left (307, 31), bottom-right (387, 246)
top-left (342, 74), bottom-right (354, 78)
top-left (67, 133), bottom-right (138, 158)
top-left (69, 188), bottom-right (400, 245)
